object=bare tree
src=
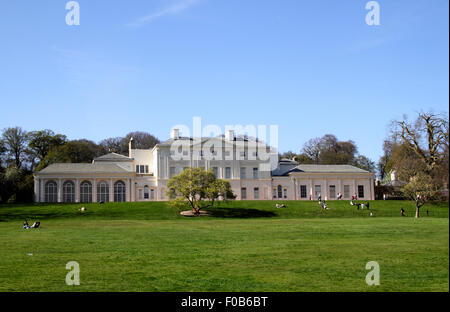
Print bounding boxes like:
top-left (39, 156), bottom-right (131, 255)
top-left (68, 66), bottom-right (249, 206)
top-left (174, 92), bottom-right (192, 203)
top-left (1, 127), bottom-right (29, 169)
top-left (396, 112), bottom-right (449, 172)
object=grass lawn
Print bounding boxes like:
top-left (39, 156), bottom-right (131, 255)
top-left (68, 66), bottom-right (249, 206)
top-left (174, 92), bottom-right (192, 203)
top-left (0, 200), bottom-right (448, 292)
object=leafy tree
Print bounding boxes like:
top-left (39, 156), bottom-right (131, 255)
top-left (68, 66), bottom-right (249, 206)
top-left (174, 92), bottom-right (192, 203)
top-left (301, 134), bottom-right (359, 165)
top-left (27, 130), bottom-right (67, 169)
top-left (401, 173), bottom-right (439, 218)
top-left (1, 127), bottom-right (29, 169)
top-left (167, 167), bottom-right (235, 215)
top-left (37, 140), bottom-right (104, 171)
top-left (353, 155), bottom-right (376, 172)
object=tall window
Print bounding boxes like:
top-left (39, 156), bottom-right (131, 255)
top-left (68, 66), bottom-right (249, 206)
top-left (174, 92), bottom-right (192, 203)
top-left (63, 181), bottom-right (75, 203)
top-left (283, 188), bottom-right (288, 199)
top-left (314, 185), bottom-right (321, 198)
top-left (240, 167), bottom-right (246, 179)
top-left (80, 181), bottom-right (92, 203)
top-left (344, 185), bottom-right (350, 199)
top-left (225, 167), bottom-right (231, 179)
top-left (329, 185), bottom-right (336, 199)
top-left (97, 181), bottom-right (109, 202)
top-left (358, 185), bottom-right (365, 198)
top-left (212, 167), bottom-right (218, 177)
top-left (144, 186), bottom-right (149, 199)
top-left (253, 167), bottom-right (259, 179)
top-left (241, 188), bottom-right (247, 199)
top-left (254, 187), bottom-right (259, 199)
top-left (45, 181), bottom-right (58, 203)
top-left (300, 185), bottom-right (307, 198)
top-left (169, 167), bottom-right (176, 178)
top-left (277, 185), bottom-right (282, 199)
top-left (114, 181), bottom-right (126, 202)
top-left (150, 189), bottom-right (155, 200)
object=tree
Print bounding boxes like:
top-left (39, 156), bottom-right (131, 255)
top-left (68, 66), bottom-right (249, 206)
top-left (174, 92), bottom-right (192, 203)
top-left (37, 140), bottom-right (104, 171)
top-left (99, 137), bottom-right (125, 154)
top-left (387, 112), bottom-right (449, 190)
top-left (27, 130), bottom-right (67, 169)
top-left (395, 112), bottom-right (449, 173)
top-left (280, 151), bottom-right (298, 160)
top-left (353, 155), bottom-right (376, 172)
top-left (167, 167), bottom-right (235, 215)
top-left (122, 131), bottom-right (159, 153)
top-left (401, 173), bottom-right (438, 218)
top-left (302, 137), bottom-right (322, 164)
top-left (1, 127), bottom-right (29, 169)
top-left (301, 134), bottom-right (359, 165)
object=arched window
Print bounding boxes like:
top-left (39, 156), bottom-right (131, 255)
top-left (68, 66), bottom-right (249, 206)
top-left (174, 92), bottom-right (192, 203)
top-left (144, 186), bottom-right (149, 200)
top-left (45, 181), bottom-right (58, 203)
top-left (80, 181), bottom-right (92, 203)
top-left (277, 185), bottom-right (282, 199)
top-left (97, 181), bottom-right (109, 202)
top-left (114, 181), bottom-right (126, 202)
top-left (63, 181), bottom-right (75, 203)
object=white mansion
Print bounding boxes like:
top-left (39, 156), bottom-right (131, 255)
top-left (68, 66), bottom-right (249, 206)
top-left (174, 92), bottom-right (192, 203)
top-left (34, 129), bottom-right (375, 203)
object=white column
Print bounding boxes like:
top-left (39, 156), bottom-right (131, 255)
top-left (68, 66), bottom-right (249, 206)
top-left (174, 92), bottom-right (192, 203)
top-left (338, 179), bottom-right (342, 197)
top-left (353, 180), bottom-right (357, 199)
top-left (40, 179), bottom-right (44, 202)
top-left (57, 178), bottom-right (62, 203)
top-left (370, 177), bottom-right (375, 200)
top-left (126, 178), bottom-right (131, 202)
top-left (34, 178), bottom-right (39, 203)
top-left (323, 178), bottom-right (328, 200)
top-left (109, 178), bottom-right (114, 202)
top-left (75, 178), bottom-right (79, 203)
top-left (309, 179), bottom-right (313, 200)
top-left (131, 181), bottom-right (136, 202)
top-left (93, 179), bottom-right (97, 202)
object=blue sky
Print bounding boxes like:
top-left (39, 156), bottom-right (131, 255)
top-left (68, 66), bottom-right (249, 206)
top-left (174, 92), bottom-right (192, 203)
top-left (0, 0), bottom-right (448, 162)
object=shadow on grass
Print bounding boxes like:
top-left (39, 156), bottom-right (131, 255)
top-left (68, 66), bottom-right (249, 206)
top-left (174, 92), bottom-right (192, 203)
top-left (208, 207), bottom-right (278, 218)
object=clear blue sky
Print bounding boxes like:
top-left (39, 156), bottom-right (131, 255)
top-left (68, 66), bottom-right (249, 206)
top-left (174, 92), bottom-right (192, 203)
top-left (0, 0), bottom-right (448, 162)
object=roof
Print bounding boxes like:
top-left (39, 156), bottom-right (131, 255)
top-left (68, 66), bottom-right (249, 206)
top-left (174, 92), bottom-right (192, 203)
top-left (94, 152), bottom-right (133, 162)
top-left (36, 163), bottom-right (133, 175)
top-left (272, 164), bottom-right (371, 176)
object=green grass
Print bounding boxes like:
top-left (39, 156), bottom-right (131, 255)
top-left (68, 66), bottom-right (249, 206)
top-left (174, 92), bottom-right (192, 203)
top-left (0, 200), bottom-right (448, 292)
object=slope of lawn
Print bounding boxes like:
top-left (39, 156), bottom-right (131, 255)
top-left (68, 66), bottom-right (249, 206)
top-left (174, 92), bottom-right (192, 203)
top-left (0, 200), bottom-right (448, 292)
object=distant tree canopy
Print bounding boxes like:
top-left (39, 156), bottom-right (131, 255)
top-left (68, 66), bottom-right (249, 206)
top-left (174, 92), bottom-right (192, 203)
top-left (100, 131), bottom-right (160, 156)
top-left (281, 134), bottom-right (375, 172)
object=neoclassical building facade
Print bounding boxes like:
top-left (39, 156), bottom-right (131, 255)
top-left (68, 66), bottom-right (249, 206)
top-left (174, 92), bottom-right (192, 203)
top-left (34, 130), bottom-right (375, 203)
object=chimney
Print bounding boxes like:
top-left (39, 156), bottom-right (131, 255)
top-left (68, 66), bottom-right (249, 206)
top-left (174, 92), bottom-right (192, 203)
top-left (128, 137), bottom-right (133, 158)
top-left (171, 128), bottom-right (180, 140)
top-left (225, 130), bottom-right (234, 141)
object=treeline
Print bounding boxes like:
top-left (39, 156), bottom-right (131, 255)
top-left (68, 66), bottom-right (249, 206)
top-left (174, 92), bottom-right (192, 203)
top-left (280, 134), bottom-right (376, 172)
top-left (0, 128), bottom-right (159, 203)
